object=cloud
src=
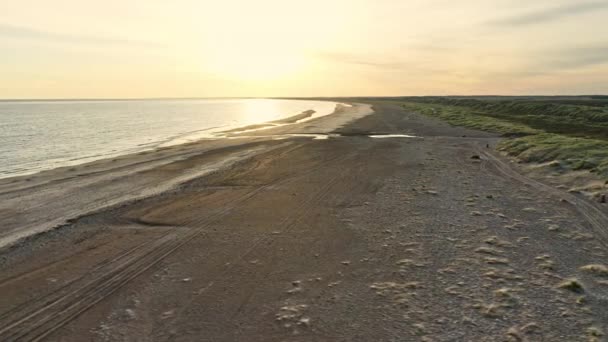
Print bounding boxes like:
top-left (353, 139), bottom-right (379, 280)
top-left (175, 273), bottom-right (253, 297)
top-left (318, 52), bottom-right (405, 70)
top-left (541, 45), bottom-right (608, 69)
top-left (484, 44), bottom-right (608, 82)
top-left (0, 23), bottom-right (160, 47)
top-left (490, 1), bottom-right (608, 26)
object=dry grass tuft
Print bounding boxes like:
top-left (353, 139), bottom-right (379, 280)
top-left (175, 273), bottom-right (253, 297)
top-left (580, 264), bottom-right (608, 277)
top-left (587, 326), bottom-right (604, 342)
top-left (557, 278), bottom-right (584, 293)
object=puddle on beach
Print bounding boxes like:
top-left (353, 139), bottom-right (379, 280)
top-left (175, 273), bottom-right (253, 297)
top-left (220, 133), bottom-right (418, 141)
top-left (369, 134), bottom-right (418, 139)
top-left (283, 134), bottom-right (333, 140)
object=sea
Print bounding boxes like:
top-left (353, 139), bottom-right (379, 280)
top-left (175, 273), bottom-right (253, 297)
top-left (0, 98), bottom-right (339, 179)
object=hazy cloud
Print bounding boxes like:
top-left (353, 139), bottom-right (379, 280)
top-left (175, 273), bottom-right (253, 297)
top-left (541, 45), bottom-right (608, 69)
top-left (490, 1), bottom-right (608, 26)
top-left (489, 44), bottom-right (608, 81)
top-left (319, 52), bottom-right (405, 69)
top-left (2, 1), bottom-right (607, 96)
top-left (0, 23), bottom-right (159, 47)
top-left (317, 51), bottom-right (460, 80)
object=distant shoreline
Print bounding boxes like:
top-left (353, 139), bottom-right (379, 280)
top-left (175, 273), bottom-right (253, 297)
top-left (0, 102), bottom-right (372, 249)
top-left (0, 99), bottom-right (341, 180)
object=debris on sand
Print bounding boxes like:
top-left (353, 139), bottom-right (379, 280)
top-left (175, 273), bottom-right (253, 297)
top-left (371, 281), bottom-right (415, 291)
top-left (438, 267), bottom-right (457, 274)
top-left (484, 257), bottom-right (510, 265)
top-left (476, 302), bottom-right (502, 318)
top-left (535, 255), bottom-right (555, 270)
top-left (397, 259), bottom-right (427, 268)
top-left (413, 323), bottom-right (427, 336)
top-left (484, 236), bottom-right (512, 248)
top-left (580, 264), bottom-right (608, 277)
top-left (483, 268), bottom-right (523, 281)
top-left (507, 326), bottom-right (523, 341)
top-left (475, 246), bottom-right (502, 256)
top-left (370, 281), bottom-right (423, 305)
top-left (160, 309), bottom-right (175, 320)
top-left (474, 290), bottom-right (518, 318)
top-left (470, 211), bottom-right (483, 216)
top-left (275, 304), bottom-right (311, 332)
top-left (124, 308), bottom-right (137, 320)
top-left (507, 323), bottom-right (541, 341)
top-left (299, 317), bottom-right (311, 327)
top-left (504, 222), bottom-right (525, 230)
top-left (493, 288), bottom-right (519, 307)
top-left (287, 281), bottom-right (303, 294)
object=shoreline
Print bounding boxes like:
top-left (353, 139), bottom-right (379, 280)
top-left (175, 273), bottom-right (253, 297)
top-left (0, 99), bottom-right (343, 181)
top-left (0, 102), bottom-right (373, 249)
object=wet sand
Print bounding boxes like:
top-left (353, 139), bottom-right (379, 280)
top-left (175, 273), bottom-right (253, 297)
top-left (1, 102), bottom-right (607, 341)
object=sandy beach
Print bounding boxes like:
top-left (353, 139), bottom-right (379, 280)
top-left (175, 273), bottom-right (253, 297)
top-left (1, 101), bottom-right (607, 341)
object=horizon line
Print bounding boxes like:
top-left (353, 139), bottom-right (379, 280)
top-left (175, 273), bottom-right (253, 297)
top-left (1, 95), bottom-right (607, 102)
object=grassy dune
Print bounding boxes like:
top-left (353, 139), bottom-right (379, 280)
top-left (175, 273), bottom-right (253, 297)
top-left (398, 97), bottom-right (608, 180)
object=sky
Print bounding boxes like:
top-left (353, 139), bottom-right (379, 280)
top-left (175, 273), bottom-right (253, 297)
top-left (1, 0), bottom-right (608, 98)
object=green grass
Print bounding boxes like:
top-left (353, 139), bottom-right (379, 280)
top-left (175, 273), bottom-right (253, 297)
top-left (498, 134), bottom-right (608, 178)
top-left (401, 102), bottom-right (539, 135)
top-left (399, 98), bottom-right (608, 180)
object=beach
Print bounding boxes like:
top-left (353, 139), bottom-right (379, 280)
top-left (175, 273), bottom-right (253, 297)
top-left (1, 101), bottom-right (607, 341)
top-left (0, 99), bottom-right (341, 179)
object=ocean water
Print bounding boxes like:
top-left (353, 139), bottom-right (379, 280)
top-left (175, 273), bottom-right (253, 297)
top-left (0, 98), bottom-right (339, 179)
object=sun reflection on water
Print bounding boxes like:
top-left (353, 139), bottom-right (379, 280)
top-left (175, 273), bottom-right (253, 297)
top-left (237, 98), bottom-right (284, 123)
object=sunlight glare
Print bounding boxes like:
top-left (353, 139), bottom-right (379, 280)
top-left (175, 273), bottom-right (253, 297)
top-left (206, 45), bottom-right (306, 81)
top-left (238, 98), bottom-right (283, 122)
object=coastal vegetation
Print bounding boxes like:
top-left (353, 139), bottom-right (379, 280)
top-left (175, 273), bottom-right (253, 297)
top-left (397, 97), bottom-right (608, 180)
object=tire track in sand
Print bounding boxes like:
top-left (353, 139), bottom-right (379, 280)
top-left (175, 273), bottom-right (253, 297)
top-left (152, 150), bottom-right (357, 337)
top-left (479, 150), bottom-right (608, 247)
top-left (0, 141), bottom-right (336, 341)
